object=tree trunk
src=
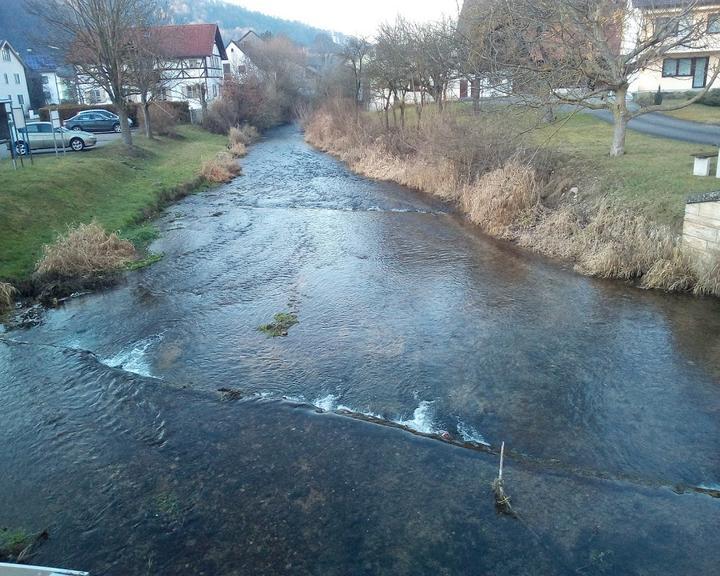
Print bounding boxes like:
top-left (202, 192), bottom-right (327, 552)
top-left (117, 105), bottom-right (133, 148)
top-left (610, 86), bottom-right (629, 157)
top-left (141, 95), bottom-right (152, 139)
top-left (543, 104), bottom-right (555, 123)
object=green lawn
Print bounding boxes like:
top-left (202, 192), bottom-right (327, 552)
top-left (655, 99), bottom-right (720, 124)
top-left (0, 126), bottom-right (227, 282)
top-left (537, 113), bottom-right (720, 227)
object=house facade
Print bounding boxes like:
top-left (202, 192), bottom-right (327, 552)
top-left (0, 40), bottom-right (30, 110)
top-left (626, 0), bottom-right (720, 94)
top-left (224, 30), bottom-right (262, 79)
top-left (76, 23), bottom-right (227, 111)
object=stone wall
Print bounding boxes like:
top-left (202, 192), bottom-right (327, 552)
top-left (683, 192), bottom-right (720, 259)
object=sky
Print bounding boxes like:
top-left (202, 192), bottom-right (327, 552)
top-left (227, 0), bottom-right (463, 36)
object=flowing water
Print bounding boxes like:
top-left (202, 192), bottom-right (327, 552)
top-left (1, 125), bottom-right (719, 575)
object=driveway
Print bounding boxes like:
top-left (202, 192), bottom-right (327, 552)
top-left (588, 109), bottom-right (720, 146)
top-left (0, 131), bottom-right (125, 161)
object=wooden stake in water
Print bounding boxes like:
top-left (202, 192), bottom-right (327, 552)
top-left (493, 441), bottom-right (515, 516)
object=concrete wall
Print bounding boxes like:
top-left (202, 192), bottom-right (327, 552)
top-left (683, 193), bottom-right (720, 259)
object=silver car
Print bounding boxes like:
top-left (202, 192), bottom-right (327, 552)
top-left (15, 122), bottom-right (97, 155)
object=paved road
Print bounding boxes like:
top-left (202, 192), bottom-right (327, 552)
top-left (589, 109), bottom-right (720, 147)
top-left (0, 131), bottom-right (124, 161)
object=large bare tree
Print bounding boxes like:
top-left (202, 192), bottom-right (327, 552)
top-left (461, 0), bottom-right (720, 156)
top-left (341, 36), bottom-right (372, 109)
top-left (33, 0), bottom-right (164, 148)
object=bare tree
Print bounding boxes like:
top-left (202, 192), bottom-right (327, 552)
top-left (125, 27), bottom-right (165, 138)
top-left (462, 0), bottom-right (720, 156)
top-left (32, 0), bottom-right (164, 148)
top-left (341, 36), bottom-right (372, 109)
top-left (412, 18), bottom-right (460, 113)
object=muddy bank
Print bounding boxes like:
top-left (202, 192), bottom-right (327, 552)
top-left (303, 106), bottom-right (719, 297)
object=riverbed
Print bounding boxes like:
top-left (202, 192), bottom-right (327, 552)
top-left (1, 125), bottom-right (719, 575)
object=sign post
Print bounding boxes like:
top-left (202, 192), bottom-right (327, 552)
top-left (0, 101), bottom-right (17, 170)
top-left (50, 109), bottom-right (63, 157)
top-left (11, 106), bottom-right (32, 166)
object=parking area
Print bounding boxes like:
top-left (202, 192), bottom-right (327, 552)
top-left (0, 130), bottom-right (127, 160)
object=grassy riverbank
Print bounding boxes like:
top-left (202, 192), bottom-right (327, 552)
top-left (0, 126), bottom-right (227, 283)
top-left (305, 101), bottom-right (720, 296)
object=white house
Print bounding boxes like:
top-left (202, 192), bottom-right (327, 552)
top-left (223, 30), bottom-right (262, 79)
top-left (625, 0), bottom-right (720, 95)
top-left (0, 40), bottom-right (30, 111)
top-left (76, 23), bottom-right (227, 111)
top-left (24, 52), bottom-right (71, 105)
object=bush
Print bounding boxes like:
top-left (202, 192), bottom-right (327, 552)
top-left (200, 152), bottom-right (242, 183)
top-left (229, 124), bottom-right (259, 146)
top-left (203, 75), bottom-right (286, 134)
top-left (0, 282), bottom-right (16, 312)
top-left (698, 89), bottom-right (720, 107)
top-left (139, 102), bottom-right (181, 137)
top-left (35, 222), bottom-right (137, 280)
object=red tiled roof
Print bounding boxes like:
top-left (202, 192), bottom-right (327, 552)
top-left (153, 24), bottom-right (227, 59)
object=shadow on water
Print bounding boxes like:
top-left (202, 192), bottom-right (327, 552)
top-left (1, 125), bottom-right (719, 574)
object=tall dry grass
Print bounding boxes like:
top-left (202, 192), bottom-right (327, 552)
top-left (35, 222), bottom-right (137, 280)
top-left (304, 101), bottom-right (720, 297)
top-left (201, 152), bottom-right (242, 183)
top-left (0, 282), bottom-right (17, 312)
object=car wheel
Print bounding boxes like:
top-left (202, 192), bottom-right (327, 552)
top-left (113, 123), bottom-right (121, 133)
top-left (71, 125), bottom-right (82, 131)
top-left (70, 137), bottom-right (84, 152)
top-left (15, 141), bottom-right (27, 156)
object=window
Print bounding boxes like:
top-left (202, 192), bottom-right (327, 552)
top-left (41, 75), bottom-right (49, 85)
top-left (25, 124), bottom-right (38, 133)
top-left (223, 62), bottom-right (231, 74)
top-left (14, 73), bottom-right (20, 84)
top-left (1, 48), bottom-right (10, 62)
top-left (3, 73), bottom-right (7, 84)
top-left (708, 13), bottom-right (720, 33)
top-left (17, 94), bottom-right (24, 106)
top-left (212, 84), bottom-right (217, 97)
top-left (37, 123), bottom-right (52, 133)
top-left (662, 56), bottom-right (709, 87)
top-left (655, 16), bottom-right (678, 36)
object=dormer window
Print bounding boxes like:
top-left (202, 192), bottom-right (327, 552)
top-left (1, 48), bottom-right (10, 62)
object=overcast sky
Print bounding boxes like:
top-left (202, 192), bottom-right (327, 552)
top-left (228, 0), bottom-right (462, 36)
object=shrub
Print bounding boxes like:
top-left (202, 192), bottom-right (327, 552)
top-left (698, 89), bottom-right (720, 107)
top-left (140, 102), bottom-right (180, 137)
top-left (0, 282), bottom-right (17, 312)
top-left (200, 152), bottom-right (242, 183)
top-left (229, 124), bottom-right (259, 146)
top-left (35, 222), bottom-right (137, 280)
top-left (228, 141), bottom-right (247, 158)
top-left (460, 161), bottom-right (541, 237)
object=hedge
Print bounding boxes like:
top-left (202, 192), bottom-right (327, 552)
top-left (38, 101), bottom-right (190, 124)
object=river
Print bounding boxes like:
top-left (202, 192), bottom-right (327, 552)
top-left (1, 125), bottom-right (719, 575)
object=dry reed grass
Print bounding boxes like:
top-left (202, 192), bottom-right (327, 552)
top-left (35, 222), bottom-right (137, 280)
top-left (228, 141), bottom-right (247, 158)
top-left (229, 124), bottom-right (260, 146)
top-left (0, 282), bottom-right (17, 312)
top-left (201, 152), bottom-right (242, 183)
top-left (304, 102), bottom-right (720, 297)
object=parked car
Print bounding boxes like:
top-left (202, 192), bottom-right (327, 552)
top-left (14, 122), bottom-right (97, 155)
top-left (63, 110), bottom-right (134, 133)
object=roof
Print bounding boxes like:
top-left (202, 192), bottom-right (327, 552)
top-left (23, 53), bottom-right (59, 72)
top-left (153, 24), bottom-right (227, 60)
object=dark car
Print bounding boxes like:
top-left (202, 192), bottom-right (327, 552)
top-left (63, 110), bottom-right (134, 133)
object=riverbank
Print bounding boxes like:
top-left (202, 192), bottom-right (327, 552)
top-left (304, 102), bottom-right (720, 296)
top-left (0, 126), bottom-right (228, 295)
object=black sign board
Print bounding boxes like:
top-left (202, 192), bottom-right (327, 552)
top-left (0, 104), bottom-right (9, 142)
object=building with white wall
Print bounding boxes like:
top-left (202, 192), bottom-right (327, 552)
top-left (0, 40), bottom-right (30, 111)
top-left (625, 0), bottom-right (720, 95)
